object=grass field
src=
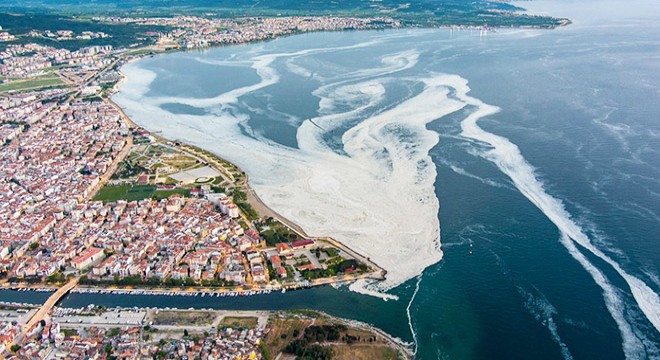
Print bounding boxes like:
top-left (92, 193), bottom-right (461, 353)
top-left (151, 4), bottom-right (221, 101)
top-left (92, 184), bottom-right (190, 202)
top-left (0, 73), bottom-right (66, 93)
top-left (93, 184), bottom-right (155, 202)
top-left (154, 188), bottom-right (191, 199)
top-left (219, 316), bottom-right (258, 329)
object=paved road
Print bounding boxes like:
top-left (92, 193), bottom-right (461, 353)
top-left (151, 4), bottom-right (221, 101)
top-left (302, 250), bottom-right (322, 269)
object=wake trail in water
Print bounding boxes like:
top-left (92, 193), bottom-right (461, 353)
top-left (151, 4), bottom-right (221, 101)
top-left (518, 286), bottom-right (574, 360)
top-left (408, 275), bottom-right (423, 357)
top-left (451, 77), bottom-right (660, 357)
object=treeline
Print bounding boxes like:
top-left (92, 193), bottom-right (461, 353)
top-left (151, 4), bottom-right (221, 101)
top-left (79, 275), bottom-right (234, 288)
top-left (257, 217), bottom-right (300, 246)
top-left (283, 324), bottom-right (348, 359)
top-left (232, 189), bottom-right (259, 220)
top-left (300, 259), bottom-right (367, 280)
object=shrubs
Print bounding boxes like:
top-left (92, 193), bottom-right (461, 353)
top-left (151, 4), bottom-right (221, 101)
top-left (283, 324), bottom-right (348, 359)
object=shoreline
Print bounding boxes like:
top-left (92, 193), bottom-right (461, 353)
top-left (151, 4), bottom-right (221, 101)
top-left (0, 298), bottom-right (414, 359)
top-left (0, 289), bottom-right (414, 358)
top-left (105, 52), bottom-right (388, 287)
top-left (108, 31), bottom-right (438, 294)
top-left (102, 23), bottom-right (570, 294)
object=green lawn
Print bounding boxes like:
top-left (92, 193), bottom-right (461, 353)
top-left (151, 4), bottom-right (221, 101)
top-left (93, 184), bottom-right (191, 202)
top-left (153, 188), bottom-right (190, 200)
top-left (0, 73), bottom-right (66, 93)
top-left (93, 185), bottom-right (155, 202)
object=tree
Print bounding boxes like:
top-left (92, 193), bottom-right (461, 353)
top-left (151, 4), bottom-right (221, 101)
top-left (260, 343), bottom-right (271, 360)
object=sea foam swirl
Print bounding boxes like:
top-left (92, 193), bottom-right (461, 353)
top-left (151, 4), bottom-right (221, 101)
top-left (452, 77), bottom-right (660, 357)
top-left (114, 43), bottom-right (460, 294)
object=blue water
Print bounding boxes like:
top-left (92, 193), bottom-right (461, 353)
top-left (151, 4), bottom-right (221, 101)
top-left (115, 4), bottom-right (660, 359)
top-left (5, 1), bottom-right (660, 359)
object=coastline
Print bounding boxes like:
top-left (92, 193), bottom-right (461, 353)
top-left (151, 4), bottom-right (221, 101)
top-left (0, 297), bottom-right (413, 359)
top-left (110, 36), bottom-right (447, 292)
top-left (4, 18), bottom-right (569, 298)
top-left (102, 21), bottom-right (571, 295)
top-left (1, 81), bottom-right (388, 299)
top-left (104, 54), bottom-right (388, 290)
top-left (0, 56), bottom-right (389, 296)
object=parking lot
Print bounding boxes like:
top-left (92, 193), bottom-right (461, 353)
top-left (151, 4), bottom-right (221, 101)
top-left (52, 309), bottom-right (146, 327)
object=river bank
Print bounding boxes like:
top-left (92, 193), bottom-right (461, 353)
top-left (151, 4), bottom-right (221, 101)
top-left (0, 285), bottom-right (416, 350)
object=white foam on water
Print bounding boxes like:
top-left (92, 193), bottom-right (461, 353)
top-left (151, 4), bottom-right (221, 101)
top-left (284, 59), bottom-right (314, 79)
top-left (283, 73), bottom-right (468, 291)
top-left (147, 38), bottom-right (390, 109)
top-left (518, 286), bottom-right (574, 360)
top-left (114, 46), bottom-right (464, 298)
top-left (452, 78), bottom-right (660, 356)
top-left (445, 162), bottom-right (512, 189)
top-left (558, 233), bottom-right (645, 358)
top-left (407, 275), bottom-right (423, 356)
top-left (348, 280), bottom-right (399, 301)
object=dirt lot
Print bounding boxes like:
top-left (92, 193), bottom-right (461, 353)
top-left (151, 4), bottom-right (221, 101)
top-left (219, 316), bottom-right (258, 329)
top-left (150, 310), bottom-right (217, 326)
top-left (331, 343), bottom-right (399, 360)
top-left (263, 317), bottom-right (313, 357)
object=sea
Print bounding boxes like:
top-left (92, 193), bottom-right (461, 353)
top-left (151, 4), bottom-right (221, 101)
top-left (6, 0), bottom-right (660, 358)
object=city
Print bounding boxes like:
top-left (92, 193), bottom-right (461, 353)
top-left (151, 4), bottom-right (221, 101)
top-left (0, 14), bottom-right (396, 356)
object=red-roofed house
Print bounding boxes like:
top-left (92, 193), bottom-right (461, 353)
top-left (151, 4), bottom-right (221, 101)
top-left (72, 247), bottom-right (104, 270)
top-left (276, 243), bottom-right (291, 255)
top-left (270, 255), bottom-right (282, 268)
top-left (291, 239), bottom-right (315, 250)
top-left (297, 264), bottom-right (316, 271)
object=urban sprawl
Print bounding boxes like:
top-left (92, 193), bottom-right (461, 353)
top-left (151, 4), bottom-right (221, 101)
top-left (0, 15), bottom-right (399, 357)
